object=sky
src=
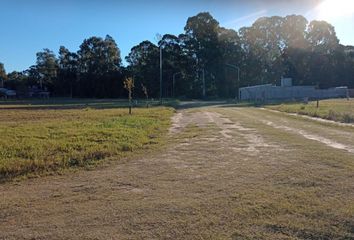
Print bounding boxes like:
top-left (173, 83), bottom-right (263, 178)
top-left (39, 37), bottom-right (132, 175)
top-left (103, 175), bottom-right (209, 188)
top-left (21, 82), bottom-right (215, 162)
top-left (1, 0), bottom-right (354, 72)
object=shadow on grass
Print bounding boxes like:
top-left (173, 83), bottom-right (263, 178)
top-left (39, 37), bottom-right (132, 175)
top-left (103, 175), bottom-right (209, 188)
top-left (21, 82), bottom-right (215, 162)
top-left (0, 98), bottom-right (294, 111)
top-left (0, 98), bottom-right (177, 111)
top-left (0, 98), bottom-right (239, 111)
top-left (175, 101), bottom-right (230, 109)
top-left (217, 99), bottom-right (307, 109)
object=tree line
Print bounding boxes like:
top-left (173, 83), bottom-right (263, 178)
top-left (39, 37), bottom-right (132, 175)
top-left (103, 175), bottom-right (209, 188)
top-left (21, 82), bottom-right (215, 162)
top-left (1, 12), bottom-right (353, 99)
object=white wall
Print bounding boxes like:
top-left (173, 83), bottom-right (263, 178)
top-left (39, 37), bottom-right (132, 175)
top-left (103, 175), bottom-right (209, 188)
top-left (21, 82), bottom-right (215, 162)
top-left (239, 85), bottom-right (348, 101)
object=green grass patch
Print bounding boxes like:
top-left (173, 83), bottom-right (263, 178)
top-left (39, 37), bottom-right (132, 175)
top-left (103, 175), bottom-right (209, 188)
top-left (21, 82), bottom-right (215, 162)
top-left (0, 105), bottom-right (174, 181)
top-left (267, 98), bottom-right (354, 123)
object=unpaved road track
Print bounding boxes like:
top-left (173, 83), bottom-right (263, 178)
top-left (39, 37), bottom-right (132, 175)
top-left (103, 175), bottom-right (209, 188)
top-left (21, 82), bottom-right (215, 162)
top-left (1, 106), bottom-right (354, 239)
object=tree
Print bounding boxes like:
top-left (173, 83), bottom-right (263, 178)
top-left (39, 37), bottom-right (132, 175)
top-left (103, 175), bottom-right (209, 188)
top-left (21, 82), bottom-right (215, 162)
top-left (239, 16), bottom-right (286, 85)
top-left (218, 27), bottom-right (243, 97)
top-left (6, 71), bottom-right (27, 91)
top-left (0, 63), bottom-right (7, 88)
top-left (57, 46), bottom-right (78, 96)
top-left (36, 49), bottom-right (58, 91)
top-left (282, 15), bottom-right (308, 49)
top-left (307, 20), bottom-right (339, 53)
top-left (126, 40), bottom-right (160, 98)
top-left (279, 15), bottom-right (310, 85)
top-left (157, 34), bottom-right (185, 97)
top-left (1, 13), bottom-right (353, 99)
top-left (77, 35), bottom-right (122, 97)
top-left (183, 12), bottom-right (222, 97)
top-left (24, 65), bottom-right (41, 86)
top-left (124, 77), bottom-right (134, 114)
top-left (78, 35), bottom-right (121, 75)
top-left (305, 21), bottom-right (341, 88)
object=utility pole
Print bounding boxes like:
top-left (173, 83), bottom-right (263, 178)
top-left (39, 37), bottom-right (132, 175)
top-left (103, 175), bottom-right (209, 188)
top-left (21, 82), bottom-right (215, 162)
top-left (202, 68), bottom-right (206, 98)
top-left (159, 46), bottom-right (163, 105)
top-left (173, 72), bottom-right (181, 98)
top-left (225, 63), bottom-right (240, 99)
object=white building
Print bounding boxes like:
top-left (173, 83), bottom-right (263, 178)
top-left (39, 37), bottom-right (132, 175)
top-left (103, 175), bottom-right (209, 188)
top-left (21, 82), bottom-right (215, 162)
top-left (239, 78), bottom-right (348, 101)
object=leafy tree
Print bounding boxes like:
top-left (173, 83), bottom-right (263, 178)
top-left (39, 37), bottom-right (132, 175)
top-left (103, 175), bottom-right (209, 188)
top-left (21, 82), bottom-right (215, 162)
top-left (183, 12), bottom-right (222, 97)
top-left (57, 46), bottom-right (78, 96)
top-left (6, 71), bottom-right (27, 91)
top-left (305, 21), bottom-right (341, 88)
top-left (218, 27), bottom-right (243, 96)
top-left (307, 20), bottom-right (339, 53)
top-left (77, 35), bottom-right (122, 97)
top-left (279, 15), bottom-right (310, 85)
top-left (2, 13), bottom-right (354, 99)
top-left (78, 35), bottom-right (121, 74)
top-left (126, 40), bottom-right (160, 98)
top-left (282, 15), bottom-right (308, 49)
top-left (0, 63), bottom-right (7, 87)
top-left (157, 34), bottom-right (185, 97)
top-left (239, 16), bottom-right (286, 85)
top-left (36, 49), bottom-right (58, 91)
top-left (24, 66), bottom-right (41, 86)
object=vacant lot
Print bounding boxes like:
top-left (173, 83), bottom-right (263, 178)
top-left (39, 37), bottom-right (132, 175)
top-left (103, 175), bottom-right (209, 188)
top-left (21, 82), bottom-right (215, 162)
top-left (0, 101), bottom-right (173, 181)
top-left (1, 103), bottom-right (354, 239)
top-left (268, 98), bottom-right (354, 123)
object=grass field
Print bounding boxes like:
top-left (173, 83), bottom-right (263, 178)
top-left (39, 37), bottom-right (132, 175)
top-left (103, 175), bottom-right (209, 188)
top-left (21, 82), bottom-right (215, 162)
top-left (0, 100), bottom-right (173, 181)
top-left (1, 100), bottom-right (354, 238)
top-left (267, 98), bottom-right (354, 123)
top-left (1, 104), bottom-right (354, 239)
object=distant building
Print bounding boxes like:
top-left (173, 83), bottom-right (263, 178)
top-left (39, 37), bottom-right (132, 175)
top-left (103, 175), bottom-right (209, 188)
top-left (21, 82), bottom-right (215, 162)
top-left (0, 88), bottom-right (16, 99)
top-left (239, 78), bottom-right (348, 101)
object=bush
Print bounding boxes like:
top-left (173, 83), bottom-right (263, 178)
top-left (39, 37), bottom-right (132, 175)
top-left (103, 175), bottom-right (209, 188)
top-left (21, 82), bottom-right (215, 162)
top-left (342, 113), bottom-right (354, 123)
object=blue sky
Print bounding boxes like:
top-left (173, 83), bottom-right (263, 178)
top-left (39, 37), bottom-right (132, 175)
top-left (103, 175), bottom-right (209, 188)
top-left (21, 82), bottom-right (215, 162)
top-left (1, 0), bottom-right (353, 72)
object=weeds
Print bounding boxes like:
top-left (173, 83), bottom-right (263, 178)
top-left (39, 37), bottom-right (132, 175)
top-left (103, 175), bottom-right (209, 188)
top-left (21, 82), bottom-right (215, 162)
top-left (0, 106), bottom-right (173, 181)
top-left (268, 99), bottom-right (354, 123)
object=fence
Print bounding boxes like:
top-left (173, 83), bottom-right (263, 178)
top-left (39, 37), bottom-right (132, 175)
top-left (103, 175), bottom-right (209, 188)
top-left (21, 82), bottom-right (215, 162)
top-left (239, 84), bottom-right (348, 101)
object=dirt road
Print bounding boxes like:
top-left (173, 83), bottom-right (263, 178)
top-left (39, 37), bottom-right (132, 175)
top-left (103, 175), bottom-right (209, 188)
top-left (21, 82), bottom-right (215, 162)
top-left (1, 106), bottom-right (354, 239)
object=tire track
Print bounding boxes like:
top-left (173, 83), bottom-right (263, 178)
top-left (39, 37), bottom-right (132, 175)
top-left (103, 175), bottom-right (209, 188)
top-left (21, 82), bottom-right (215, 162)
top-left (262, 120), bottom-right (354, 154)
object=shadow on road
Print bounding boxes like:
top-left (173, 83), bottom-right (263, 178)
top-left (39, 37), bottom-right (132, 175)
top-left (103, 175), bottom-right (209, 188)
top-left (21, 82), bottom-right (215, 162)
top-left (176, 101), bottom-right (233, 109)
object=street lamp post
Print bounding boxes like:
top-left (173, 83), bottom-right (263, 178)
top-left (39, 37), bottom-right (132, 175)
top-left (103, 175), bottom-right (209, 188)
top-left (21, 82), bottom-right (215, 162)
top-left (172, 72), bottom-right (182, 98)
top-left (225, 63), bottom-right (240, 99)
top-left (202, 68), bottom-right (206, 98)
top-left (196, 68), bottom-right (206, 98)
top-left (159, 46), bottom-right (163, 105)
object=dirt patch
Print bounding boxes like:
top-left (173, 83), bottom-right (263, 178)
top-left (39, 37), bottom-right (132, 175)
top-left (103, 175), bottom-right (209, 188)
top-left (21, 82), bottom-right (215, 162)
top-left (169, 112), bottom-right (183, 134)
top-left (169, 111), bottom-right (213, 134)
top-left (168, 110), bottom-right (278, 157)
top-left (204, 111), bottom-right (277, 154)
